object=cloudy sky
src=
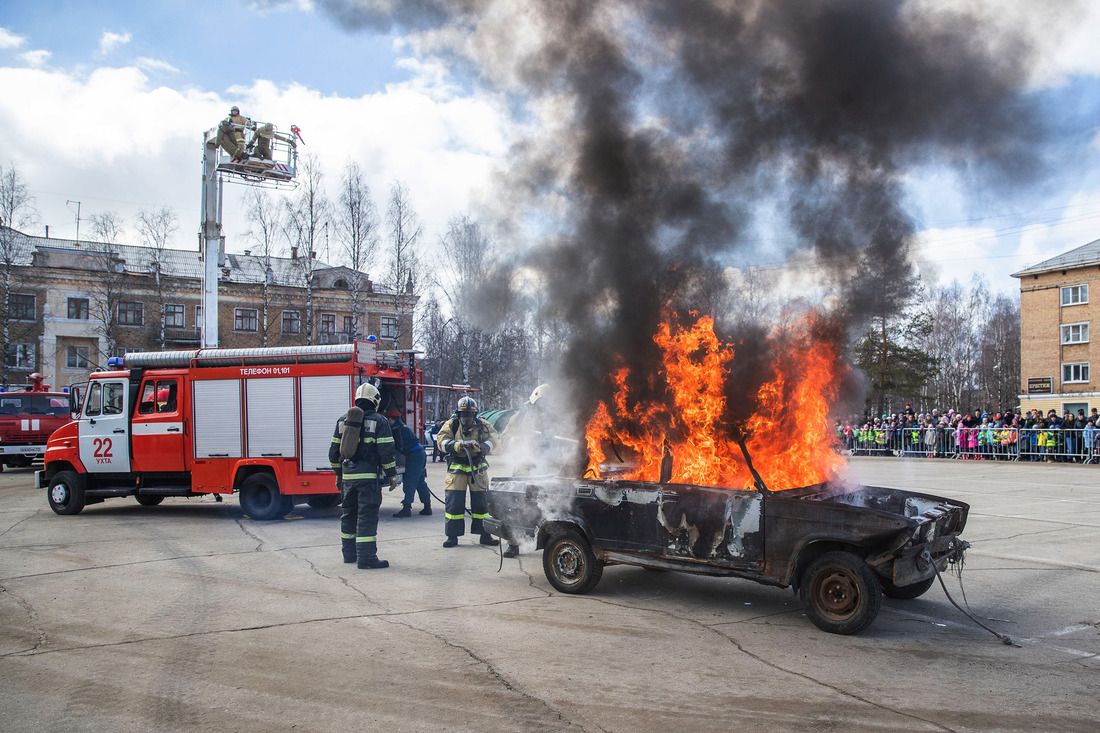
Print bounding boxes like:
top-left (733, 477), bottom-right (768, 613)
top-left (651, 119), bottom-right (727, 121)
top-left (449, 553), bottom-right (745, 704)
top-left (2, 0), bottom-right (1100, 297)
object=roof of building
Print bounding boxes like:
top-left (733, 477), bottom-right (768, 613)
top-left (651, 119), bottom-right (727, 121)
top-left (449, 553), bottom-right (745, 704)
top-left (1012, 237), bottom-right (1100, 278)
top-left (2, 226), bottom-right (373, 289)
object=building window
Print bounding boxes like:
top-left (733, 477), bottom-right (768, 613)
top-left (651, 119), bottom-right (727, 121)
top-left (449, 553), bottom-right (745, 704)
top-left (195, 305), bottom-right (203, 325)
top-left (1061, 285), bottom-right (1089, 306)
top-left (115, 346), bottom-right (143, 359)
top-left (380, 316), bottom-right (398, 339)
top-left (320, 313), bottom-right (336, 334)
top-left (343, 315), bottom-right (354, 337)
top-left (66, 345), bottom-right (91, 369)
top-left (67, 297), bottom-right (90, 320)
top-left (1060, 322), bottom-right (1089, 345)
top-left (281, 310), bottom-right (300, 335)
top-left (234, 308), bottom-right (258, 332)
top-left (118, 301), bottom-right (144, 326)
top-left (10, 293), bottom-right (35, 321)
top-left (4, 343), bottom-right (33, 369)
top-left (164, 304), bottom-right (185, 328)
top-left (1063, 363), bottom-right (1090, 383)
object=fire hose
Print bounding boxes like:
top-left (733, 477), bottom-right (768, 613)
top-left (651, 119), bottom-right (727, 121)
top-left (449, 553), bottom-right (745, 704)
top-left (926, 545), bottom-right (1020, 647)
top-left (411, 442), bottom-right (506, 568)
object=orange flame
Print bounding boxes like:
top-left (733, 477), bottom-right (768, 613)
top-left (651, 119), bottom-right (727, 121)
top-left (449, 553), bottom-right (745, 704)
top-left (584, 313), bottom-right (847, 490)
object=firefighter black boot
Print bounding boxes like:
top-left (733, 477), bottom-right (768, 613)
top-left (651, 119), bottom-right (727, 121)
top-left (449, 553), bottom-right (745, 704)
top-left (393, 505), bottom-right (412, 518)
top-left (419, 505), bottom-right (432, 515)
top-left (480, 533), bottom-right (500, 546)
top-left (502, 544), bottom-right (519, 558)
top-left (443, 536), bottom-right (459, 548)
top-left (341, 538), bottom-right (356, 564)
top-left (357, 556), bottom-right (390, 569)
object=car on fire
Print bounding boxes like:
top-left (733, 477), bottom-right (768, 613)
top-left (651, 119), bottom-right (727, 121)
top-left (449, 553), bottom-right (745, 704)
top-left (483, 469), bottom-right (969, 635)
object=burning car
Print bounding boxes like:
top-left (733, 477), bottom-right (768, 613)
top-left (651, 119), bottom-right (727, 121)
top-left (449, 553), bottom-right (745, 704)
top-left (483, 472), bottom-right (968, 635)
top-left (485, 315), bottom-right (968, 633)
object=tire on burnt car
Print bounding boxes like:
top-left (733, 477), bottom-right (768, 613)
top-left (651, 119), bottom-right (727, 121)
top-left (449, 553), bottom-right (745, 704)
top-left (542, 526), bottom-right (604, 595)
top-left (798, 550), bottom-right (883, 635)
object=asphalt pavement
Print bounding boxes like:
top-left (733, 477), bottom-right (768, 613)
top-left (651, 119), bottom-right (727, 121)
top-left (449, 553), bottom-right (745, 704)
top-left (1, 455), bottom-right (1098, 732)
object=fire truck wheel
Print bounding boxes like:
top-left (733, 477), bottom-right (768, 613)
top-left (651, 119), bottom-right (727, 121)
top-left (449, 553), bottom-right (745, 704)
top-left (135, 495), bottom-right (164, 507)
top-left (799, 551), bottom-right (882, 635)
top-left (881, 575), bottom-right (936, 600)
top-left (542, 527), bottom-right (603, 595)
top-left (47, 470), bottom-right (86, 515)
top-left (239, 474), bottom-right (289, 520)
top-left (307, 494), bottom-right (341, 509)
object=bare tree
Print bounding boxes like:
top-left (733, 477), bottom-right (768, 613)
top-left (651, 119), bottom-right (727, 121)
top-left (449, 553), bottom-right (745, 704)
top-left (438, 214), bottom-right (486, 383)
top-left (283, 153), bottom-right (330, 345)
top-left (88, 211), bottom-right (124, 244)
top-left (244, 189), bottom-right (282, 346)
top-left (380, 180), bottom-right (422, 348)
top-left (135, 207), bottom-right (179, 350)
top-left (916, 276), bottom-right (989, 412)
top-left (335, 162), bottom-right (379, 340)
top-left (0, 161), bottom-right (38, 386)
top-left (86, 211), bottom-right (128, 360)
top-left (977, 294), bottom-right (1021, 412)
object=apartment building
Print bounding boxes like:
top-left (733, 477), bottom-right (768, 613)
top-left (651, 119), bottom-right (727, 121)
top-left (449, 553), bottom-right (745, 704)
top-left (1012, 238), bottom-right (1100, 416)
top-left (0, 227), bottom-right (416, 389)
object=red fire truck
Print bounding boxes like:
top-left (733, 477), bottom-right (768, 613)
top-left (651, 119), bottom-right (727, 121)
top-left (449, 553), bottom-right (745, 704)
top-left (38, 342), bottom-right (424, 519)
top-left (0, 373), bottom-right (73, 472)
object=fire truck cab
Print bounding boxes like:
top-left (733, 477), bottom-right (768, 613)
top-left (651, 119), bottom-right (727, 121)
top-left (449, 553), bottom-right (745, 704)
top-left (38, 342), bottom-right (424, 519)
top-left (0, 373), bottom-right (73, 471)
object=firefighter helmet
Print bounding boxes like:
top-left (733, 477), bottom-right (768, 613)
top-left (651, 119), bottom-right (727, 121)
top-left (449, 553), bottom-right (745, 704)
top-left (354, 382), bottom-right (380, 409)
top-left (456, 395), bottom-right (478, 428)
top-left (529, 383), bottom-right (550, 405)
top-left (230, 105), bottom-right (240, 115)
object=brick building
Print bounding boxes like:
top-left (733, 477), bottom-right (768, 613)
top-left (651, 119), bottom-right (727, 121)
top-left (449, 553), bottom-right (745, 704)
top-left (0, 227), bottom-right (416, 389)
top-left (1012, 238), bottom-right (1100, 417)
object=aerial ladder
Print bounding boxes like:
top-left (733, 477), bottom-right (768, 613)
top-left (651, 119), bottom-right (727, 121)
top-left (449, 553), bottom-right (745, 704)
top-left (200, 114), bottom-right (303, 348)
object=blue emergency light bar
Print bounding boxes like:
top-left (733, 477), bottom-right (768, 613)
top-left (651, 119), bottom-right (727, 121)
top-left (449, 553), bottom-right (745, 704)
top-left (107, 357), bottom-right (124, 367)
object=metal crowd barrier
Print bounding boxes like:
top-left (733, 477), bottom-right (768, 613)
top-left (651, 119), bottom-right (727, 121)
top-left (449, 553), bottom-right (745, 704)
top-left (840, 427), bottom-right (1100, 463)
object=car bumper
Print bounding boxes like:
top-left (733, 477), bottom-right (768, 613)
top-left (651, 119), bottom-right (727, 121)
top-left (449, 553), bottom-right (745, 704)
top-left (0, 444), bottom-right (46, 455)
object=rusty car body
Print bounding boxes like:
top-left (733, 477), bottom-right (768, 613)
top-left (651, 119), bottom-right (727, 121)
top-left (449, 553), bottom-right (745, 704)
top-left (483, 476), bottom-right (969, 634)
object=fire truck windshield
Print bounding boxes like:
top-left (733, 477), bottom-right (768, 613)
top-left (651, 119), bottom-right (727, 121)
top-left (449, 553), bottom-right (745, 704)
top-left (0, 394), bottom-right (70, 416)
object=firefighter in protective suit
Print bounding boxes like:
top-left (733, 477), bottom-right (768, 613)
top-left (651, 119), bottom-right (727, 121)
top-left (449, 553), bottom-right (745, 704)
top-left (217, 105), bottom-right (252, 161)
top-left (437, 396), bottom-right (500, 548)
top-left (329, 383), bottom-right (399, 569)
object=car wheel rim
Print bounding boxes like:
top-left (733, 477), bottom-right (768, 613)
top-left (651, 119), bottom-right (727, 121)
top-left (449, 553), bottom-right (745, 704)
top-left (554, 544), bottom-right (583, 582)
top-left (51, 484), bottom-right (69, 505)
top-left (814, 569), bottom-right (860, 620)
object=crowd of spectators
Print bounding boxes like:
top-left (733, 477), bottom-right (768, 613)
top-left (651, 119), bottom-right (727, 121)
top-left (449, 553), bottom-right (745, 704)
top-left (838, 402), bottom-right (1100, 463)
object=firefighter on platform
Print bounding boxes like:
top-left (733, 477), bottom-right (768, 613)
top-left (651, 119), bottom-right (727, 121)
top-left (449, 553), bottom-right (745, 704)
top-left (217, 105), bottom-right (252, 161)
top-left (329, 383), bottom-right (399, 569)
top-left (437, 396), bottom-right (500, 548)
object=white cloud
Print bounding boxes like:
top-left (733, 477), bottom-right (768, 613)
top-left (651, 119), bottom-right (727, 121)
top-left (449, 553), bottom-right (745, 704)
top-left (97, 30), bottom-right (131, 56)
top-left (19, 49), bottom-right (50, 67)
top-left (0, 59), bottom-right (513, 267)
top-left (135, 57), bottom-right (179, 74)
top-left (0, 27), bottom-right (25, 49)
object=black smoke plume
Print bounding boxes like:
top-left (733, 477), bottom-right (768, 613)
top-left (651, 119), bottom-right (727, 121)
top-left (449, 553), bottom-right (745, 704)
top-left (317, 0), bottom-right (1060, 444)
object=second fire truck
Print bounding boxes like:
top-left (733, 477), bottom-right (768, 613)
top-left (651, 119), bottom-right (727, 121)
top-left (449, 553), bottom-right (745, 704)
top-left (38, 342), bottom-right (424, 519)
top-left (0, 373), bottom-right (73, 472)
